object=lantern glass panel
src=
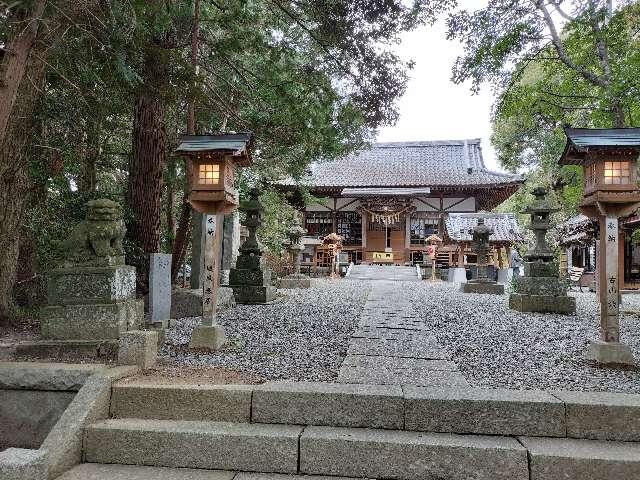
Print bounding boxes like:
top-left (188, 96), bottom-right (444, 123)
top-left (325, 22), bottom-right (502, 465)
top-left (199, 163), bottom-right (220, 185)
top-left (604, 161), bottom-right (630, 185)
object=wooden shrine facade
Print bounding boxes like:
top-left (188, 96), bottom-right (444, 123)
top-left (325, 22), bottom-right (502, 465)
top-left (279, 140), bottom-right (524, 268)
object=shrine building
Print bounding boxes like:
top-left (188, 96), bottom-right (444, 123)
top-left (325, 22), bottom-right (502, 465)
top-left (280, 139), bottom-right (524, 268)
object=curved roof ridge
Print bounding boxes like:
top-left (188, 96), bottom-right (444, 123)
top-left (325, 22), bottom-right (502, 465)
top-left (373, 139), bottom-right (482, 148)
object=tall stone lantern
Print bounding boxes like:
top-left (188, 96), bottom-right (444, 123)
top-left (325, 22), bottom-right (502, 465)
top-left (509, 187), bottom-right (575, 314)
top-left (175, 133), bottom-right (253, 350)
top-left (279, 214), bottom-right (311, 288)
top-left (559, 127), bottom-right (640, 365)
top-left (461, 218), bottom-right (504, 294)
top-left (228, 188), bottom-right (277, 303)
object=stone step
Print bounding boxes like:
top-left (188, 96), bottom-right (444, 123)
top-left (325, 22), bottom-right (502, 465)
top-left (299, 426), bottom-right (530, 480)
top-left (108, 381), bottom-right (640, 441)
top-left (84, 419), bottom-right (302, 473)
top-left (519, 436), bottom-right (640, 480)
top-left (56, 463), bottom-right (236, 480)
top-left (57, 464), bottom-right (367, 480)
top-left (110, 382), bottom-right (252, 422)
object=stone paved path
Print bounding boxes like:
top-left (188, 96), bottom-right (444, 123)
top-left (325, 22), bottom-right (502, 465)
top-left (338, 268), bottom-right (468, 387)
top-left (348, 264), bottom-right (420, 281)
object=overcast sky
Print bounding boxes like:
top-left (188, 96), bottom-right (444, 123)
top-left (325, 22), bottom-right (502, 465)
top-left (377, 2), bottom-right (500, 170)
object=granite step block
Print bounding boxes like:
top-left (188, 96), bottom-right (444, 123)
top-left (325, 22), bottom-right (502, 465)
top-left (110, 383), bottom-right (252, 422)
top-left (404, 386), bottom-right (566, 437)
top-left (300, 426), bottom-right (529, 480)
top-left (519, 436), bottom-right (640, 480)
top-left (84, 419), bottom-right (302, 473)
top-left (346, 338), bottom-right (449, 359)
top-left (252, 382), bottom-right (403, 429)
top-left (552, 390), bottom-right (640, 441)
top-left (342, 355), bottom-right (459, 372)
top-left (338, 364), bottom-right (468, 387)
top-left (55, 463), bottom-right (235, 480)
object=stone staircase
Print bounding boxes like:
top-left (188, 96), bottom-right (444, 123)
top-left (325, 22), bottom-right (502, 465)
top-left (57, 381), bottom-right (640, 479)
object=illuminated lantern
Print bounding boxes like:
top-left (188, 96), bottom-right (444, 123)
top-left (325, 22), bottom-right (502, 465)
top-left (560, 127), bottom-right (640, 365)
top-left (176, 133), bottom-right (253, 214)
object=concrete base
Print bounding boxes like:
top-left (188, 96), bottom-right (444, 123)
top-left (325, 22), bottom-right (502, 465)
top-left (448, 267), bottom-right (467, 283)
top-left (278, 274), bottom-right (311, 289)
top-left (14, 340), bottom-right (119, 361)
top-left (461, 281), bottom-right (504, 295)
top-left (118, 330), bottom-right (158, 369)
top-left (586, 339), bottom-right (635, 365)
top-left (497, 268), bottom-right (513, 284)
top-left (189, 325), bottom-right (226, 350)
top-left (231, 285), bottom-right (277, 304)
top-left (509, 293), bottom-right (576, 315)
top-left (41, 299), bottom-right (143, 340)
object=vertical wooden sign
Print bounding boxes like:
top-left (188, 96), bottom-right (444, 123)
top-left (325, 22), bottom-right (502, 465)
top-left (601, 215), bottom-right (620, 343)
top-left (201, 214), bottom-right (216, 325)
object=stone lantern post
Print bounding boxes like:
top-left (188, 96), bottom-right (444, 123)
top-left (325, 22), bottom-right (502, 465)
top-left (228, 188), bottom-right (277, 303)
top-left (461, 218), bottom-right (504, 294)
top-left (279, 214), bottom-right (311, 288)
top-left (509, 187), bottom-right (575, 314)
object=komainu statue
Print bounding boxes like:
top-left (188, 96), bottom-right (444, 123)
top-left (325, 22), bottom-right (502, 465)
top-left (62, 199), bottom-right (126, 266)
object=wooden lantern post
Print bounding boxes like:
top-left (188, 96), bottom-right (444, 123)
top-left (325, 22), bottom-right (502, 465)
top-left (176, 133), bottom-right (253, 350)
top-left (559, 128), bottom-right (640, 365)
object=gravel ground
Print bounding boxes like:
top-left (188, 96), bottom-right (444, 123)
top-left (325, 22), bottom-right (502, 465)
top-left (407, 282), bottom-right (640, 393)
top-left (161, 279), bottom-right (370, 382)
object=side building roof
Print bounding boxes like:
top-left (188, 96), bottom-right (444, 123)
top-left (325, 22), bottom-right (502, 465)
top-left (279, 139), bottom-right (523, 210)
top-left (445, 212), bottom-right (523, 244)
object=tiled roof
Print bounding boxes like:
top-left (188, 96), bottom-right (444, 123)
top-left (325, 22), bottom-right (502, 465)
top-left (556, 215), bottom-right (597, 245)
top-left (445, 212), bottom-right (523, 243)
top-left (282, 140), bottom-right (523, 189)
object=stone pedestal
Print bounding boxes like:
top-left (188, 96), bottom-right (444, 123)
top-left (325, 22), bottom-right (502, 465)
top-left (42, 265), bottom-right (142, 340)
top-left (189, 324), bottom-right (226, 350)
top-left (448, 267), bottom-right (467, 283)
top-left (278, 274), bottom-right (312, 289)
top-left (462, 281), bottom-right (504, 295)
top-left (509, 261), bottom-right (576, 314)
top-left (586, 339), bottom-right (635, 365)
top-left (497, 268), bottom-right (512, 284)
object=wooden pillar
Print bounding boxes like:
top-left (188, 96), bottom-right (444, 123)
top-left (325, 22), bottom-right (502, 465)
top-left (457, 244), bottom-right (465, 267)
top-left (201, 213), bottom-right (223, 326)
top-left (361, 211), bottom-right (367, 248)
top-left (405, 213), bottom-right (411, 249)
top-left (599, 215), bottom-right (620, 342)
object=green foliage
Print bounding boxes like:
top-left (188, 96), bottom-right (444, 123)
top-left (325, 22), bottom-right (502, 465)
top-left (449, 1), bottom-right (640, 220)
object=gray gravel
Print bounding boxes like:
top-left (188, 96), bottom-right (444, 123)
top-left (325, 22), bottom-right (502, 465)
top-left (161, 279), bottom-right (370, 382)
top-left (407, 281), bottom-right (640, 393)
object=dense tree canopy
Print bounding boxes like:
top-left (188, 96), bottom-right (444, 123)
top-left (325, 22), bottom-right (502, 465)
top-left (0, 0), bottom-right (451, 320)
top-left (447, 0), bottom-right (640, 220)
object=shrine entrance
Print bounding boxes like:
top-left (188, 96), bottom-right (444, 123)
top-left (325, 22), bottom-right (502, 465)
top-left (365, 216), bottom-right (407, 264)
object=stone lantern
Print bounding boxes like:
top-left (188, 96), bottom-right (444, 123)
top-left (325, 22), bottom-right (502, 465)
top-left (228, 188), bottom-right (277, 303)
top-left (461, 218), bottom-right (504, 294)
top-left (559, 127), bottom-right (640, 364)
top-left (509, 187), bottom-right (575, 314)
top-left (175, 133), bottom-right (253, 349)
top-left (279, 214), bottom-right (311, 288)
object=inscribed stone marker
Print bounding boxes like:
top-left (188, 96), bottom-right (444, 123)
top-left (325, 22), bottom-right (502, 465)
top-left (149, 253), bottom-right (172, 323)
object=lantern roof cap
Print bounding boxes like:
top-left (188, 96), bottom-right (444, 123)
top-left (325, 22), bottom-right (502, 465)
top-left (176, 132), bottom-right (253, 166)
top-left (560, 127), bottom-right (640, 165)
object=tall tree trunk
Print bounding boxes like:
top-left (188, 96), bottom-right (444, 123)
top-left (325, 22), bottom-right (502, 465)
top-left (165, 158), bottom-right (177, 249)
top-left (0, 62), bottom-right (46, 320)
top-left (127, 47), bottom-right (169, 294)
top-left (0, 0), bottom-right (47, 144)
top-left (171, 0), bottom-right (200, 283)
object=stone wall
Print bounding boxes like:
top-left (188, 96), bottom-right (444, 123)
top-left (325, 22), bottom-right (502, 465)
top-left (0, 363), bottom-right (103, 450)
